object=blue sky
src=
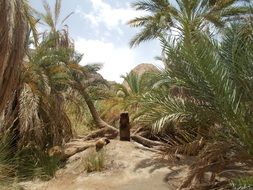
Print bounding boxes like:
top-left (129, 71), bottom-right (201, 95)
top-left (29, 0), bottom-right (162, 82)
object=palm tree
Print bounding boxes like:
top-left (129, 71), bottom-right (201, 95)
top-left (140, 23), bottom-right (253, 150)
top-left (0, 0), bottom-right (28, 113)
top-left (36, 0), bottom-right (113, 130)
top-left (14, 0), bottom-right (76, 148)
top-left (1, 0), bottom-right (113, 149)
top-left (128, 0), bottom-right (252, 47)
top-left (69, 63), bottom-right (114, 129)
top-left (0, 0), bottom-right (75, 148)
top-left (20, 36), bottom-right (74, 147)
top-left (117, 72), bottom-right (149, 97)
top-left (101, 71), bottom-right (159, 126)
top-left (135, 24), bottom-right (253, 188)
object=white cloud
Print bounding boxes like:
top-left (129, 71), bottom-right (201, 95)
top-left (73, 1), bottom-right (159, 82)
top-left (76, 0), bottom-right (144, 31)
top-left (75, 38), bottom-right (137, 82)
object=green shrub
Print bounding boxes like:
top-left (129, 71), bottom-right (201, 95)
top-left (15, 146), bottom-right (61, 180)
top-left (0, 135), bottom-right (16, 183)
top-left (231, 176), bottom-right (253, 189)
top-left (0, 133), bottom-right (61, 182)
top-left (82, 149), bottom-right (106, 173)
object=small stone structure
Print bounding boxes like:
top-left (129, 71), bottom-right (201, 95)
top-left (119, 112), bottom-right (130, 141)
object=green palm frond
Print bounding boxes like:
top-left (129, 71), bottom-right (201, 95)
top-left (84, 63), bottom-right (103, 73)
top-left (22, 0), bottom-right (39, 47)
top-left (128, 16), bottom-right (153, 27)
top-left (139, 23), bottom-right (253, 152)
top-left (119, 71), bottom-right (157, 96)
top-left (129, 0), bottom-right (252, 47)
top-left (121, 72), bottom-right (142, 94)
top-left (38, 0), bottom-right (73, 33)
top-left (138, 94), bottom-right (192, 133)
top-left (132, 0), bottom-right (169, 12)
top-left (54, 0), bottom-right (61, 25)
top-left (41, 0), bottom-right (55, 30)
top-left (114, 83), bottom-right (130, 97)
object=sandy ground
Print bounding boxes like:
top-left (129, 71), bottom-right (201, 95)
top-left (20, 140), bottom-right (190, 190)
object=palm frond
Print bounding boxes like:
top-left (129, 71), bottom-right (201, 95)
top-left (129, 0), bottom-right (253, 47)
top-left (54, 0), bottom-right (61, 26)
top-left (41, 0), bottom-right (55, 30)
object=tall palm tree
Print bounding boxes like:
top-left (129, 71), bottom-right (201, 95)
top-left (0, 0), bottom-right (28, 113)
top-left (20, 36), bottom-right (74, 147)
top-left (69, 63), bottom-right (114, 129)
top-left (0, 0), bottom-right (75, 148)
top-left (128, 0), bottom-right (252, 47)
top-left (36, 0), bottom-right (113, 130)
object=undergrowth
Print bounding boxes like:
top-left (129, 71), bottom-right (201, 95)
top-left (15, 146), bottom-right (61, 180)
top-left (82, 149), bottom-right (106, 173)
top-left (0, 133), bottom-right (62, 186)
top-left (231, 176), bottom-right (253, 190)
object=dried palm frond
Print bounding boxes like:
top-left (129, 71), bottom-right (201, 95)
top-left (0, 0), bottom-right (27, 113)
top-left (161, 135), bottom-right (206, 157)
top-left (179, 140), bottom-right (253, 189)
top-left (0, 0), bottom-right (78, 149)
top-left (18, 84), bottom-right (43, 147)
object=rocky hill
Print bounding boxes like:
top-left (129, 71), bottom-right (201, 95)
top-left (129, 63), bottom-right (159, 76)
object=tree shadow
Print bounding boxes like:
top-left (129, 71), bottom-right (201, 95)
top-left (163, 168), bottom-right (184, 182)
top-left (134, 157), bottom-right (178, 173)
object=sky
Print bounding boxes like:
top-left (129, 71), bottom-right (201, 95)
top-left (29, 0), bottom-right (162, 82)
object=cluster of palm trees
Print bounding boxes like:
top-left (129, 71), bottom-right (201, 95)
top-left (0, 0), bottom-right (111, 149)
top-left (0, 0), bottom-right (113, 183)
top-left (0, 0), bottom-right (112, 182)
top-left (0, 0), bottom-right (253, 188)
top-left (124, 0), bottom-right (253, 188)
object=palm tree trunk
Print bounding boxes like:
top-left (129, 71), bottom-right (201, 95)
top-left (0, 0), bottom-right (27, 113)
top-left (80, 87), bottom-right (114, 129)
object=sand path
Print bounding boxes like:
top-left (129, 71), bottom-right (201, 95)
top-left (21, 140), bottom-right (189, 190)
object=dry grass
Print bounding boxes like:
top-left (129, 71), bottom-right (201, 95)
top-left (81, 149), bottom-right (107, 173)
top-left (178, 140), bottom-right (253, 189)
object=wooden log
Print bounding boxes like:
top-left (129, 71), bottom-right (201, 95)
top-left (82, 128), bottom-right (117, 141)
top-left (62, 143), bottom-right (94, 161)
top-left (119, 112), bottom-right (130, 141)
top-left (131, 135), bottom-right (164, 148)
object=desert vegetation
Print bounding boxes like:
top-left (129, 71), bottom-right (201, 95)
top-left (0, 0), bottom-right (253, 189)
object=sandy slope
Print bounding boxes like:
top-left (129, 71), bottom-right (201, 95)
top-left (20, 140), bottom-right (189, 190)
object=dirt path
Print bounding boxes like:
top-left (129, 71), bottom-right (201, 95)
top-left (20, 140), bottom-right (190, 190)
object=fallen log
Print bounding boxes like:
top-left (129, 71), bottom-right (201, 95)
top-left (134, 142), bottom-right (163, 153)
top-left (82, 126), bottom-right (163, 148)
top-left (82, 128), bottom-right (118, 141)
top-left (62, 143), bottom-right (94, 160)
top-left (131, 135), bottom-right (164, 148)
top-left (81, 122), bottom-right (164, 148)
top-left (60, 134), bottom-right (165, 162)
top-left (78, 113), bottom-right (166, 151)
